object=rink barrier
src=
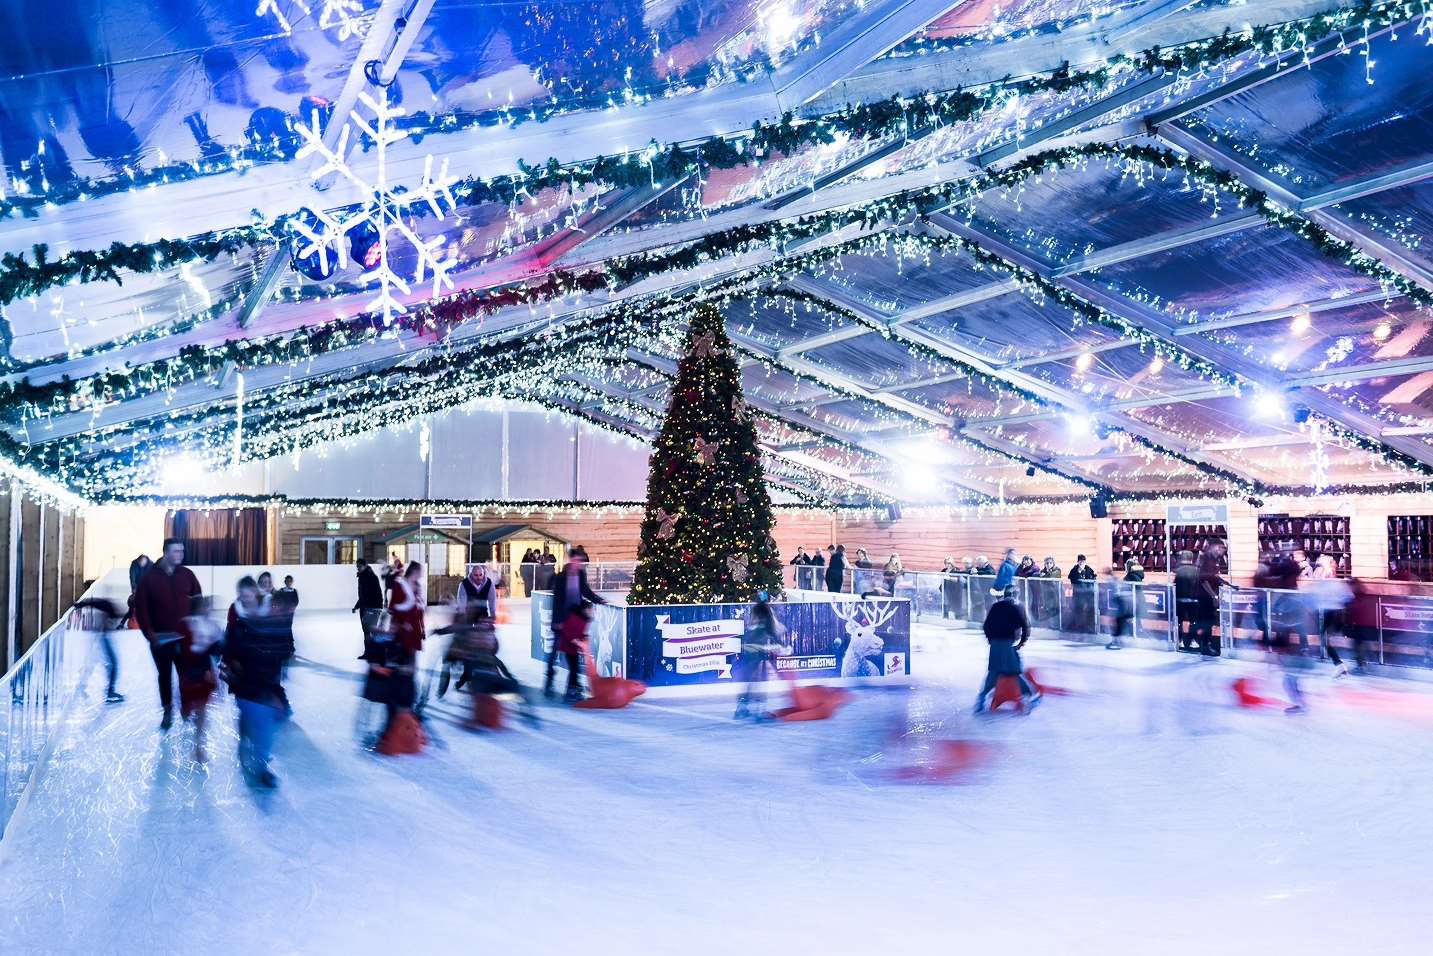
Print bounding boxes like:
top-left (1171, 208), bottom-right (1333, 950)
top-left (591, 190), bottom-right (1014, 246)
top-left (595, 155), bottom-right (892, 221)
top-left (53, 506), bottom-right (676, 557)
top-left (530, 592), bottom-right (911, 691)
top-left (0, 570), bottom-right (125, 840)
top-left (790, 571), bottom-right (1433, 675)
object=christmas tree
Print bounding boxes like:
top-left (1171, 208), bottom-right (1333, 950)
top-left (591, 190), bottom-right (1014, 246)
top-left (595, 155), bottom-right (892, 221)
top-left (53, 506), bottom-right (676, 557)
top-left (629, 303), bottom-right (785, 604)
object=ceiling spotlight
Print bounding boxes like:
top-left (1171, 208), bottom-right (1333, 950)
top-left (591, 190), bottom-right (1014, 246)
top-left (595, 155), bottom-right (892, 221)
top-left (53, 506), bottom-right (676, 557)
top-left (1252, 390), bottom-right (1286, 420)
top-left (1065, 413), bottom-right (1092, 436)
top-left (1025, 465), bottom-right (1037, 477)
top-left (1148, 356), bottom-right (1165, 375)
top-left (1290, 309), bottom-right (1312, 334)
top-left (1075, 351), bottom-right (1095, 373)
top-left (1373, 319), bottom-right (1393, 342)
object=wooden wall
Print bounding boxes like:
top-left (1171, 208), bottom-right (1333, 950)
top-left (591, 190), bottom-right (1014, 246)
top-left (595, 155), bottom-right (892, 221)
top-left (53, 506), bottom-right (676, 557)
top-left (274, 505), bottom-right (1100, 573)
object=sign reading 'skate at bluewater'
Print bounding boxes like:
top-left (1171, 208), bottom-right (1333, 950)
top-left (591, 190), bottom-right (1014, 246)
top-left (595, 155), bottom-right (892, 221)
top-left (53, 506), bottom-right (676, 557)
top-left (626, 598), bottom-right (911, 688)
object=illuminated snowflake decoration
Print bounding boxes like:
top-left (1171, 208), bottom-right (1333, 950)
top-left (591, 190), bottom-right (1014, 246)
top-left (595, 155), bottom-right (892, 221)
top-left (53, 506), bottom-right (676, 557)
top-left (292, 88), bottom-right (459, 325)
top-left (257, 0), bottom-right (369, 41)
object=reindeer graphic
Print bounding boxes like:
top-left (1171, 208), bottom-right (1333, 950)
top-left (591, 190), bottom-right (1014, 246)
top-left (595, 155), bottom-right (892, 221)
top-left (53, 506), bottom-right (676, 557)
top-left (831, 600), bottom-right (899, 677)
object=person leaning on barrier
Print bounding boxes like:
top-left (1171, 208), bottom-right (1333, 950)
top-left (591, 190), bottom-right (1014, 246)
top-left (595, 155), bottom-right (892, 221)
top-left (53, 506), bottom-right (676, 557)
top-left (825, 544), bottom-right (846, 593)
top-left (1174, 550), bottom-right (1199, 653)
top-left (1068, 555), bottom-right (1097, 632)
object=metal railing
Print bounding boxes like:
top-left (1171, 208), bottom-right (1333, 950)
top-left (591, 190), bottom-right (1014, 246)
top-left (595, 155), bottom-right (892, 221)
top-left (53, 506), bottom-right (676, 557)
top-left (1218, 585), bottom-right (1433, 669)
top-left (787, 568), bottom-right (1177, 642)
top-left (511, 561), bottom-right (636, 596)
top-left (2, 593), bottom-right (106, 839)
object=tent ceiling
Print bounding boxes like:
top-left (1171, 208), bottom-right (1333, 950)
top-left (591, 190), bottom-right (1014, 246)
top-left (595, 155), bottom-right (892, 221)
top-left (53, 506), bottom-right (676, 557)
top-left (4, 0), bottom-right (1433, 504)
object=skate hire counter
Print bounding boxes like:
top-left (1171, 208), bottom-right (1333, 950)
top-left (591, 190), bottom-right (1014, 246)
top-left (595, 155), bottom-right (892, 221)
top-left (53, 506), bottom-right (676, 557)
top-left (530, 592), bottom-right (912, 688)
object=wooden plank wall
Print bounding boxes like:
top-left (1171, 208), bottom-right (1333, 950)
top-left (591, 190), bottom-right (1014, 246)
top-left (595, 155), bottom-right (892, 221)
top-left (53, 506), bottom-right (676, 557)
top-left (1109, 491), bottom-right (1433, 582)
top-left (257, 491), bottom-right (1433, 582)
top-left (275, 506), bottom-right (1101, 572)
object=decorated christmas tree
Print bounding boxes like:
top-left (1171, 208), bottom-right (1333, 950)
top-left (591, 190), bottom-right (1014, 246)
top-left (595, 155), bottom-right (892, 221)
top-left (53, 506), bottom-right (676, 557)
top-left (629, 303), bottom-right (784, 604)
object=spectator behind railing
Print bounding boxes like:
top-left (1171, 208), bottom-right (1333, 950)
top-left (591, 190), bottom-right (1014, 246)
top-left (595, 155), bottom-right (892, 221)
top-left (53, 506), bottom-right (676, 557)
top-left (825, 544), bottom-right (846, 593)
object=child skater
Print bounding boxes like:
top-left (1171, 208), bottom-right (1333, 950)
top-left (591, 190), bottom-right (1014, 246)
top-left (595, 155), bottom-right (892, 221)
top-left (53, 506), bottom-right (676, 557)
top-left (450, 606), bottom-right (539, 724)
top-left (734, 591), bottom-right (791, 721)
top-left (177, 594), bottom-right (222, 763)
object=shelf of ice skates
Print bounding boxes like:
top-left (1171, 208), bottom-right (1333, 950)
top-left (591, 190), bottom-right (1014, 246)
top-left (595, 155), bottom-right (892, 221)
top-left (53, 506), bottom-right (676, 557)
top-left (4, 599), bottom-right (1433, 955)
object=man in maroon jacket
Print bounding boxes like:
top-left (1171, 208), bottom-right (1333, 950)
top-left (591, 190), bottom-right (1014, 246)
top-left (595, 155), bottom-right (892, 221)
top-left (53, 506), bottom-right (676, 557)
top-left (133, 538), bottom-right (203, 729)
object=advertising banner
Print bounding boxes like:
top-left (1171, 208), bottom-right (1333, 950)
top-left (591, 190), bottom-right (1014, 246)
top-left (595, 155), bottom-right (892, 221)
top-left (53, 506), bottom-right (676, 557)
top-left (625, 598), bottom-right (911, 687)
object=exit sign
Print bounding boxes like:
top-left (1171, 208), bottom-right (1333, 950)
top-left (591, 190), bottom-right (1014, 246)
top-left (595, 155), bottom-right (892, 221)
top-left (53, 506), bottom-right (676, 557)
top-left (325, 521), bottom-right (342, 531)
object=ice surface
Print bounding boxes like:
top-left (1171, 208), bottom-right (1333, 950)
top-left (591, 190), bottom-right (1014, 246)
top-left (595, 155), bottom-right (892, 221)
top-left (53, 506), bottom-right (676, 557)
top-left (2, 608), bottom-right (1432, 955)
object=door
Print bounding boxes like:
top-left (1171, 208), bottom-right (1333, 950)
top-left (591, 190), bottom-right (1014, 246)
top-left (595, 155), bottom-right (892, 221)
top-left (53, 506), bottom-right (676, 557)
top-left (301, 536), bottom-right (362, 564)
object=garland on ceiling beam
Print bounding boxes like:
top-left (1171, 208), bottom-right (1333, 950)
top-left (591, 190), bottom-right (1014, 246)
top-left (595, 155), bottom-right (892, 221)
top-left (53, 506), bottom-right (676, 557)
top-left (0, 0), bottom-right (1411, 227)
top-left (2, 0), bottom-right (1418, 315)
top-left (9, 130), bottom-right (1427, 420)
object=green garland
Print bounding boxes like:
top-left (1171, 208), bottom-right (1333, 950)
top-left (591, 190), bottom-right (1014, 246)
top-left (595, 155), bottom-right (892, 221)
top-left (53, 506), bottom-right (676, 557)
top-left (2, 0), bottom-right (1415, 310)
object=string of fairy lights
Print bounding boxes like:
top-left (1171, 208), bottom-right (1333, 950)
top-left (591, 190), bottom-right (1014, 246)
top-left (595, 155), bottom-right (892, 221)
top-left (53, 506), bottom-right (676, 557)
top-left (3, 1), bottom-right (1432, 506)
top-left (1, 0), bottom-right (1423, 315)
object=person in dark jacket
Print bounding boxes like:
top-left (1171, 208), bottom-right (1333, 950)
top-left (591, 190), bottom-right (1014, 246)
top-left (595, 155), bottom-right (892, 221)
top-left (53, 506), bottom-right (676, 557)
top-left (275, 575), bottom-right (299, 611)
top-left (1195, 545), bottom-right (1228, 657)
top-left (1173, 550), bottom-right (1199, 652)
top-left (546, 553), bottom-right (606, 701)
top-left (121, 553), bottom-right (151, 626)
top-left (133, 538), bottom-right (203, 729)
top-left (1068, 555), bottom-right (1097, 633)
top-left (974, 586), bottom-right (1040, 713)
top-left (222, 576), bottom-right (294, 788)
top-left (353, 558), bottom-right (384, 650)
top-left (825, 544), bottom-right (846, 593)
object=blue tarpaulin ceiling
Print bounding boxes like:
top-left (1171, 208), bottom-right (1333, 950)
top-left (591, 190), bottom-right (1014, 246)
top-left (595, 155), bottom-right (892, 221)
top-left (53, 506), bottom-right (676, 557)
top-left (2, 0), bottom-right (1433, 505)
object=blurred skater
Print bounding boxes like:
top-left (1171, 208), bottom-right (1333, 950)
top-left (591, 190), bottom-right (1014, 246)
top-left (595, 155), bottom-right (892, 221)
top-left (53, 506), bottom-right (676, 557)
top-left (177, 595), bottom-right (222, 763)
top-left (74, 595), bottom-right (126, 703)
top-left (448, 606), bottom-right (537, 723)
top-left (437, 563), bottom-right (497, 698)
top-left (1174, 550), bottom-right (1198, 652)
top-left (1106, 559), bottom-right (1143, 650)
top-left (120, 553), bottom-right (151, 626)
top-left (733, 592), bottom-right (791, 721)
top-left (222, 577), bottom-right (294, 786)
top-left (133, 538), bottom-right (203, 730)
top-left (974, 586), bottom-right (1040, 714)
top-left (546, 553), bottom-right (604, 702)
top-left (1194, 545), bottom-right (1228, 657)
top-left (389, 561), bottom-right (427, 659)
top-left (1307, 555), bottom-right (1352, 676)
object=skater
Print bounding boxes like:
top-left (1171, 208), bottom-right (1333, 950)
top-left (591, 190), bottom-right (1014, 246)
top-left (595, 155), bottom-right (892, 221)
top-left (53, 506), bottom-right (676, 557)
top-left (221, 577), bottom-right (294, 786)
top-left (176, 594), bottom-right (222, 763)
top-left (74, 595), bottom-right (126, 703)
top-left (438, 563), bottom-right (498, 698)
top-left (448, 606), bottom-right (537, 722)
top-left (546, 553), bottom-right (604, 701)
top-left (120, 553), bottom-right (151, 626)
top-left (276, 575), bottom-right (299, 611)
top-left (992, 548), bottom-right (1018, 594)
top-left (256, 571), bottom-right (275, 602)
top-left (1307, 555), bottom-right (1353, 676)
top-left (734, 592), bottom-right (790, 720)
top-left (974, 586), bottom-right (1040, 713)
top-left (1174, 550), bottom-right (1198, 651)
top-left (1345, 577), bottom-right (1377, 672)
top-left (388, 560), bottom-right (427, 659)
top-left (941, 557), bottom-right (961, 619)
top-left (353, 558), bottom-right (384, 650)
top-left (133, 538), bottom-right (203, 730)
top-left (1106, 559), bottom-right (1142, 649)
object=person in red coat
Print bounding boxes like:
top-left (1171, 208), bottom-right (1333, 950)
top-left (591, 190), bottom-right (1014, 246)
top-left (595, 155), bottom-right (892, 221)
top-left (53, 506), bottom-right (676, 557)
top-left (133, 538), bottom-right (203, 729)
top-left (388, 561), bottom-right (426, 658)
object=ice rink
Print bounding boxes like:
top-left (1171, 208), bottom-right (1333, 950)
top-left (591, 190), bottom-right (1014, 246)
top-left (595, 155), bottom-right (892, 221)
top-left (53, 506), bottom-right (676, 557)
top-left (3, 605), bottom-right (1432, 955)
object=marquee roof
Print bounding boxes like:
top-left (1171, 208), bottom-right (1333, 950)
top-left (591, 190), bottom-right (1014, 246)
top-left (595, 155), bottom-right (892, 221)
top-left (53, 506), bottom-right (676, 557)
top-left (3, 0), bottom-right (1432, 505)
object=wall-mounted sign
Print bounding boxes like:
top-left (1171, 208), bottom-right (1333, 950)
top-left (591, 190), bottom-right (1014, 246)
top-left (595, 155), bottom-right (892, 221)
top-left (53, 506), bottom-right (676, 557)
top-left (420, 514), bottom-right (473, 530)
top-left (1167, 503), bottom-right (1229, 525)
top-left (324, 521), bottom-right (342, 531)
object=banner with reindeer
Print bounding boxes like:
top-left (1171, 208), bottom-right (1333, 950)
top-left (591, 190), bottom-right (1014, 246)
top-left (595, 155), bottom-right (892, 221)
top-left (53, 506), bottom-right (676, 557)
top-left (624, 597), bottom-right (911, 687)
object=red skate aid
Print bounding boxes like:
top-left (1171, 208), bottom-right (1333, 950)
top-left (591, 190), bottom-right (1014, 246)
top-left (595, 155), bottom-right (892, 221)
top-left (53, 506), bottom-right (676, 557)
top-left (1232, 676), bottom-right (1280, 709)
top-left (890, 740), bottom-right (996, 784)
top-left (1024, 667), bottom-right (1070, 697)
top-left (572, 639), bottom-right (647, 709)
top-left (989, 675), bottom-right (1029, 712)
top-left (773, 682), bottom-right (850, 721)
top-left (469, 693), bottom-right (505, 729)
top-left (377, 710), bottom-right (428, 755)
